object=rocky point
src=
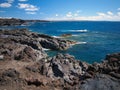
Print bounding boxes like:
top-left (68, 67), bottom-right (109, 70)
top-left (0, 29), bottom-right (120, 90)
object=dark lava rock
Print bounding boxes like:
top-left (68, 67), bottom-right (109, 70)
top-left (0, 28), bottom-right (120, 90)
top-left (38, 53), bottom-right (88, 85)
top-left (0, 29), bottom-right (76, 51)
top-left (0, 38), bottom-right (47, 61)
top-left (0, 18), bottom-right (26, 26)
top-left (2, 69), bottom-right (19, 78)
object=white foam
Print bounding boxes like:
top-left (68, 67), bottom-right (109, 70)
top-left (29, 30), bottom-right (32, 31)
top-left (21, 24), bottom-right (27, 26)
top-left (72, 34), bottom-right (79, 36)
top-left (76, 42), bottom-right (87, 44)
top-left (68, 29), bottom-right (88, 32)
top-left (52, 36), bottom-right (62, 38)
top-left (70, 42), bottom-right (87, 47)
top-left (43, 48), bottom-right (50, 51)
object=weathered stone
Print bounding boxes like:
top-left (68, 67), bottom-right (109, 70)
top-left (3, 69), bottom-right (19, 78)
top-left (0, 55), bottom-right (4, 60)
top-left (79, 74), bottom-right (120, 90)
top-left (0, 28), bottom-right (120, 90)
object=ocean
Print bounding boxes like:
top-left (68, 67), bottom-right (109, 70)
top-left (1, 21), bottom-right (120, 63)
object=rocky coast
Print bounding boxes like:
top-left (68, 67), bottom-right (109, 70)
top-left (0, 18), bottom-right (49, 26)
top-left (0, 29), bottom-right (120, 90)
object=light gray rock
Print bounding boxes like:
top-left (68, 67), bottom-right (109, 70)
top-left (80, 74), bottom-right (120, 90)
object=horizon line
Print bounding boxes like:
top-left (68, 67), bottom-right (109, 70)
top-left (0, 17), bottom-right (120, 22)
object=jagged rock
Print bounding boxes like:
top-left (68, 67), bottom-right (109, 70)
top-left (0, 38), bottom-right (47, 61)
top-left (109, 72), bottom-right (120, 79)
top-left (38, 53), bottom-right (88, 86)
top-left (25, 78), bottom-right (42, 87)
top-left (2, 69), bottom-right (19, 78)
top-left (0, 29), bottom-right (76, 51)
top-left (0, 28), bottom-right (120, 90)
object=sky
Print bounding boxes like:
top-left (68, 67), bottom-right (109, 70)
top-left (0, 0), bottom-right (120, 21)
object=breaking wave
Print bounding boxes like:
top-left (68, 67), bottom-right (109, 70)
top-left (68, 29), bottom-right (88, 32)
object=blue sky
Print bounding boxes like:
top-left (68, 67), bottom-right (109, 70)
top-left (0, 0), bottom-right (120, 20)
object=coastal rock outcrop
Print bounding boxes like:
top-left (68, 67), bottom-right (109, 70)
top-left (39, 54), bottom-right (88, 84)
top-left (0, 18), bottom-right (49, 26)
top-left (0, 37), bottom-right (47, 61)
top-left (0, 28), bottom-right (120, 90)
top-left (0, 29), bottom-right (76, 50)
top-left (0, 18), bottom-right (26, 26)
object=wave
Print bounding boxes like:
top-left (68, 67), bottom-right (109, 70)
top-left (21, 24), bottom-right (27, 26)
top-left (29, 29), bottom-right (33, 31)
top-left (68, 29), bottom-right (88, 32)
top-left (43, 48), bottom-right (50, 51)
top-left (76, 42), bottom-right (87, 44)
top-left (72, 34), bottom-right (79, 36)
top-left (52, 36), bottom-right (62, 38)
top-left (61, 29), bottom-right (88, 33)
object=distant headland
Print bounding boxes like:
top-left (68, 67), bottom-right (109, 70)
top-left (0, 18), bottom-right (49, 26)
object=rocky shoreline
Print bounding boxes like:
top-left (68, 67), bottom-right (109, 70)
top-left (0, 29), bottom-right (120, 90)
top-left (0, 18), bottom-right (49, 26)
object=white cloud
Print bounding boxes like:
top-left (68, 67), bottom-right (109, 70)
top-left (74, 13), bottom-right (78, 17)
top-left (117, 12), bottom-right (120, 16)
top-left (0, 0), bottom-right (14, 8)
top-left (97, 12), bottom-right (106, 16)
top-left (26, 12), bottom-right (36, 14)
top-left (55, 14), bottom-right (58, 16)
top-left (47, 10), bottom-right (120, 21)
top-left (107, 11), bottom-right (113, 15)
top-left (18, 3), bottom-right (39, 11)
top-left (0, 3), bottom-right (11, 8)
top-left (76, 10), bottom-right (82, 13)
top-left (18, 0), bottom-right (28, 1)
top-left (118, 8), bottom-right (120, 10)
top-left (66, 10), bottom-right (81, 18)
top-left (66, 12), bottom-right (72, 17)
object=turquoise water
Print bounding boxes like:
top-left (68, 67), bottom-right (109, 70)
top-left (1, 21), bottom-right (120, 63)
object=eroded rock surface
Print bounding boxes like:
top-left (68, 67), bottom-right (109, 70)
top-left (0, 29), bottom-right (120, 90)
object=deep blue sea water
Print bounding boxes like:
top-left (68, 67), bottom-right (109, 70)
top-left (1, 21), bottom-right (120, 63)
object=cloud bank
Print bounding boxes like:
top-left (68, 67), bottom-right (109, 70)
top-left (48, 9), bottom-right (120, 21)
top-left (0, 3), bottom-right (11, 8)
top-left (0, 0), bottom-right (14, 8)
top-left (18, 3), bottom-right (39, 14)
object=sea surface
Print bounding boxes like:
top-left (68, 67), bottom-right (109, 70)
top-left (1, 21), bottom-right (120, 63)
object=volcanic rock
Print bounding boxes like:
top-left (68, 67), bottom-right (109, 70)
top-left (0, 28), bottom-right (120, 90)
